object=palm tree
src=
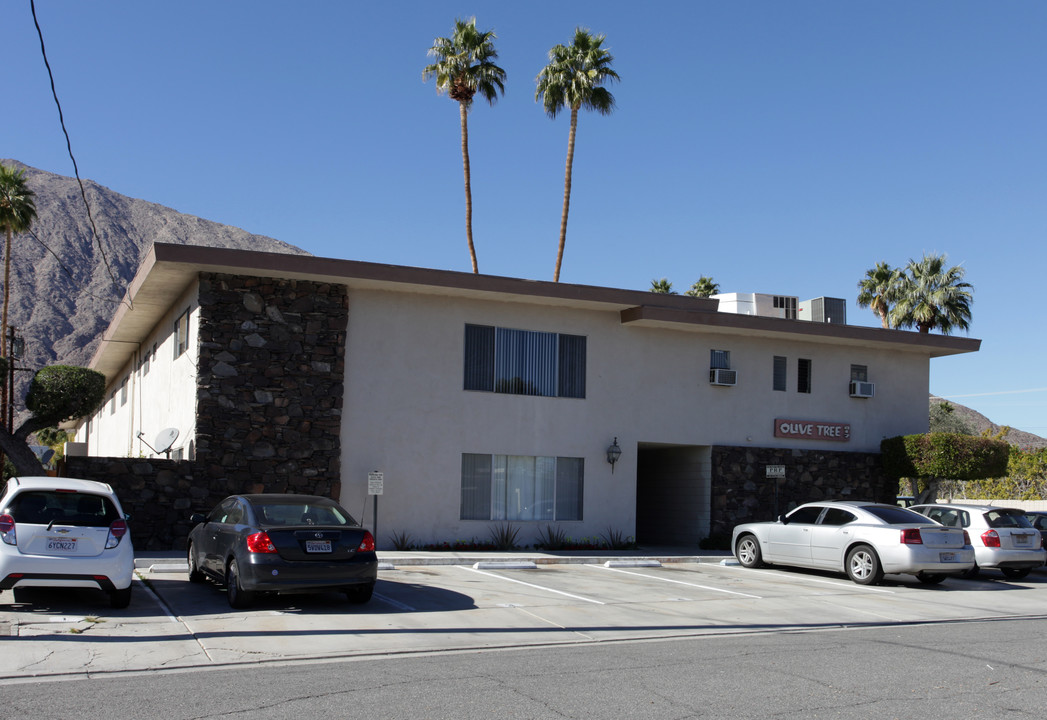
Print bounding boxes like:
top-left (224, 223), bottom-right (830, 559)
top-left (649, 278), bottom-right (675, 294)
top-left (857, 261), bottom-right (902, 329)
top-left (890, 253), bottom-right (973, 334)
top-left (423, 18), bottom-right (506, 274)
top-left (685, 276), bottom-right (719, 298)
top-left (0, 164), bottom-right (37, 357)
top-left (536, 28), bottom-right (619, 282)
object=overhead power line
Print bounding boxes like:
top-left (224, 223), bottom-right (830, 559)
top-left (30, 0), bottom-right (129, 310)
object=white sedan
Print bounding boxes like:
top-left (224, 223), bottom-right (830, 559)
top-left (732, 500), bottom-right (975, 585)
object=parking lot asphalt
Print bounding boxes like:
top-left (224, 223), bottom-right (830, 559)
top-left (3, 548), bottom-right (1046, 683)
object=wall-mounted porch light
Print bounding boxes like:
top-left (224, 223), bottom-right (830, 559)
top-left (606, 437), bottom-right (622, 473)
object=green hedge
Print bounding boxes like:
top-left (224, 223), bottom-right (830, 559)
top-left (881, 433), bottom-right (1009, 480)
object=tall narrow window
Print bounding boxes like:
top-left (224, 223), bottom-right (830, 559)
top-left (119, 377), bottom-right (128, 406)
top-left (798, 358), bottom-right (812, 394)
top-left (174, 309), bottom-right (190, 358)
top-left (773, 356), bottom-right (787, 391)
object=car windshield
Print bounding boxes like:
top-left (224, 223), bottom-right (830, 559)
top-left (864, 505), bottom-right (932, 525)
top-left (984, 509), bottom-right (1034, 529)
top-left (5, 490), bottom-right (120, 527)
top-left (251, 500), bottom-right (356, 527)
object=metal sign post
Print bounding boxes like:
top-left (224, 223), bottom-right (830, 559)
top-left (765, 465), bottom-right (785, 520)
top-left (367, 471), bottom-right (384, 544)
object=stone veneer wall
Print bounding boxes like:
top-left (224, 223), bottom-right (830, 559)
top-left (194, 272), bottom-right (348, 500)
top-left (709, 445), bottom-right (893, 541)
top-left (66, 273), bottom-right (350, 550)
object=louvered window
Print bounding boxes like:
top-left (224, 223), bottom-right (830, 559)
top-left (464, 325), bottom-right (586, 398)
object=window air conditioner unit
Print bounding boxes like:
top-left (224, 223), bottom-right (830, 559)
top-left (849, 381), bottom-right (875, 398)
top-left (710, 368), bottom-right (738, 386)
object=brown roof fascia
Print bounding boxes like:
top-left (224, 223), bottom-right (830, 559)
top-left (620, 305), bottom-right (980, 357)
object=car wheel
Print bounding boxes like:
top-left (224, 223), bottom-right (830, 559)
top-left (916, 572), bottom-right (946, 585)
top-left (961, 563), bottom-right (980, 579)
top-left (187, 543), bottom-right (205, 584)
top-left (735, 534), bottom-right (764, 568)
top-left (226, 559), bottom-right (255, 609)
top-left (109, 585), bottom-right (132, 609)
top-left (345, 582), bottom-right (375, 604)
top-left (846, 544), bottom-right (884, 585)
top-left (1001, 567), bottom-right (1031, 580)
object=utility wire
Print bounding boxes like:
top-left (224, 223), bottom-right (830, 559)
top-left (30, 0), bottom-right (130, 310)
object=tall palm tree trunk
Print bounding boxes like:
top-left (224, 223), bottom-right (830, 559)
top-left (554, 107), bottom-right (579, 282)
top-left (459, 102), bottom-right (479, 274)
top-left (1, 229), bottom-right (10, 358)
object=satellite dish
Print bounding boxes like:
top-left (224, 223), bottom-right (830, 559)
top-left (155, 428), bottom-right (180, 454)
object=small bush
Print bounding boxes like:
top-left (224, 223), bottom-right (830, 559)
top-left (600, 527), bottom-right (637, 550)
top-left (488, 522), bottom-right (521, 551)
top-left (390, 530), bottom-right (414, 551)
top-left (536, 525), bottom-right (569, 550)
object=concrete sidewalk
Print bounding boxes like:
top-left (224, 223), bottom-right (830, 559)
top-left (134, 546), bottom-right (733, 571)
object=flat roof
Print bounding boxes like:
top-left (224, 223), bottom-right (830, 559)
top-left (89, 243), bottom-right (980, 381)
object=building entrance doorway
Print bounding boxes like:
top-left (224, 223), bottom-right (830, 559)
top-left (635, 444), bottom-right (711, 546)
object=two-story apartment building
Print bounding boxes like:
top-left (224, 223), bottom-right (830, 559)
top-left (68, 243), bottom-right (979, 549)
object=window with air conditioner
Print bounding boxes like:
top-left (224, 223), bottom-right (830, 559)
top-left (849, 364), bottom-right (874, 397)
top-left (709, 350), bottom-right (737, 386)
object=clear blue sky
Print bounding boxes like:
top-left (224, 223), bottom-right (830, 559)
top-left (5, 1), bottom-right (1046, 435)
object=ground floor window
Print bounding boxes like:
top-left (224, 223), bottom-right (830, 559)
top-left (461, 454), bottom-right (583, 521)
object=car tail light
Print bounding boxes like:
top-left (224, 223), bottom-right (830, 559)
top-left (900, 528), bottom-right (923, 544)
top-left (0, 514), bottom-right (15, 545)
top-left (981, 529), bottom-right (1001, 548)
top-left (357, 531), bottom-right (375, 552)
top-left (963, 530), bottom-right (971, 545)
top-left (105, 518), bottom-right (128, 549)
top-left (246, 531), bottom-right (278, 554)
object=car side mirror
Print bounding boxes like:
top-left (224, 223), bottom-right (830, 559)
top-left (778, 514), bottom-right (788, 524)
top-left (190, 513), bottom-right (207, 525)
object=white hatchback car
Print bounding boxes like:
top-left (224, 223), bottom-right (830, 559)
top-left (909, 503), bottom-right (1046, 579)
top-left (0, 476), bottom-right (135, 608)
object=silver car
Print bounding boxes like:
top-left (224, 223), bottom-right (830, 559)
top-left (910, 504), bottom-right (1046, 579)
top-left (732, 500), bottom-right (975, 585)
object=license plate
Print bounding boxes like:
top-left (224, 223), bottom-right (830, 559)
top-left (47, 538), bottom-right (77, 552)
top-left (939, 552), bottom-right (956, 562)
top-left (1015, 534), bottom-right (1030, 546)
top-left (305, 540), bottom-right (331, 553)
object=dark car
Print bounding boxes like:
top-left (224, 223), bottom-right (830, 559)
top-left (1024, 511), bottom-right (1047, 549)
top-left (187, 494), bottom-right (377, 608)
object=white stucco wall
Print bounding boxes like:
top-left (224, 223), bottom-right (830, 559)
top-left (76, 282), bottom-right (199, 459)
top-left (339, 288), bottom-right (932, 546)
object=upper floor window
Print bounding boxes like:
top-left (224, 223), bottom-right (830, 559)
top-left (119, 376), bottom-right (128, 406)
top-left (850, 364), bottom-right (868, 382)
top-left (773, 356), bottom-right (787, 391)
top-left (464, 325), bottom-right (586, 398)
top-left (710, 349), bottom-right (731, 370)
top-left (798, 358), bottom-right (812, 394)
top-left (174, 309), bottom-right (190, 358)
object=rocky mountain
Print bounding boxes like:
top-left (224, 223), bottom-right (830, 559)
top-left (930, 396), bottom-right (1046, 450)
top-left (0, 160), bottom-right (310, 396)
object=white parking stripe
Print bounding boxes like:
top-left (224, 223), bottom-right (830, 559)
top-left (373, 592), bottom-right (416, 611)
top-left (458, 566), bottom-right (605, 605)
top-left (587, 564), bottom-right (763, 599)
top-left (720, 565), bottom-right (896, 593)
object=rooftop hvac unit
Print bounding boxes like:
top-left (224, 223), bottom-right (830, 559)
top-left (710, 368), bottom-right (738, 386)
top-left (849, 381), bottom-right (875, 398)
